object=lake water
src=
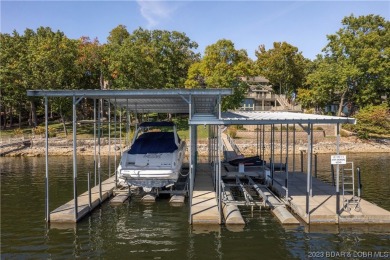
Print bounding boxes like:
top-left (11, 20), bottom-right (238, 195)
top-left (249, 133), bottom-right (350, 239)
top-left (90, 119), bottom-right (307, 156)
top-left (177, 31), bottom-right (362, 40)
top-left (1, 154), bottom-right (390, 259)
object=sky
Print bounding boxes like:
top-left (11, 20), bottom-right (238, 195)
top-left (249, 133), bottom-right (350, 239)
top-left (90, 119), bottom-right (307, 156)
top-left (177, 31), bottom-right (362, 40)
top-left (1, 1), bottom-right (389, 60)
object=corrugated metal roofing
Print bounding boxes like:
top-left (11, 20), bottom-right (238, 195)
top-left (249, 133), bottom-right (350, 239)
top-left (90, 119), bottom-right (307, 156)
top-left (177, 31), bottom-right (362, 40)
top-left (26, 89), bottom-right (231, 114)
top-left (27, 89), bottom-right (356, 125)
top-left (189, 111), bottom-right (356, 125)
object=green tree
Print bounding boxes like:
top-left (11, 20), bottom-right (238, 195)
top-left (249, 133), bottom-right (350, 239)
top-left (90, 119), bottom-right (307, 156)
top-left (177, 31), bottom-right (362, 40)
top-left (0, 31), bottom-right (29, 128)
top-left (25, 27), bottom-right (79, 127)
top-left (318, 14), bottom-right (389, 110)
top-left (255, 42), bottom-right (308, 96)
top-left (185, 39), bottom-right (254, 110)
top-left (107, 24), bottom-right (130, 46)
top-left (105, 27), bottom-right (198, 89)
top-left (299, 56), bottom-right (359, 115)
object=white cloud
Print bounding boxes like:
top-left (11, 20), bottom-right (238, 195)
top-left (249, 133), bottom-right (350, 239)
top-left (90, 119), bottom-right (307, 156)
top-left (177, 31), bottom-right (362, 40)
top-left (136, 0), bottom-right (179, 28)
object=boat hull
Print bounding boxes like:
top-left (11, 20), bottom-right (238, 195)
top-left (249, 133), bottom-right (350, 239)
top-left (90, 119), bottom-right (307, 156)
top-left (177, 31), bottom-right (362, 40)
top-left (117, 142), bottom-right (186, 189)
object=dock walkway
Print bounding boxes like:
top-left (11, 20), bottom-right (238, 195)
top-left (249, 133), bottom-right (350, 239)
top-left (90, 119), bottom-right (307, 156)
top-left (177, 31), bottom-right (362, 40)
top-left (191, 164), bottom-right (220, 224)
top-left (221, 133), bottom-right (240, 161)
top-left (50, 176), bottom-right (116, 222)
top-left (272, 172), bottom-right (390, 224)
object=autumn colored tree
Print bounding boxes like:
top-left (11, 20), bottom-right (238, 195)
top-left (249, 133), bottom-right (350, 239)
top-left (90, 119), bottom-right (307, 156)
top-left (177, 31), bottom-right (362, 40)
top-left (76, 36), bottom-right (104, 89)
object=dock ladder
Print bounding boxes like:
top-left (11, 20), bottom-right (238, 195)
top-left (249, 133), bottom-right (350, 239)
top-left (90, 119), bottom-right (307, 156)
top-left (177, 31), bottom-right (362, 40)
top-left (342, 162), bottom-right (361, 212)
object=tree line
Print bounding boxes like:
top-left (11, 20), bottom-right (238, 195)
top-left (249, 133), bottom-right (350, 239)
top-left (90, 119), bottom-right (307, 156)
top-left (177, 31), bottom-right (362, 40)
top-left (1, 14), bottom-right (388, 130)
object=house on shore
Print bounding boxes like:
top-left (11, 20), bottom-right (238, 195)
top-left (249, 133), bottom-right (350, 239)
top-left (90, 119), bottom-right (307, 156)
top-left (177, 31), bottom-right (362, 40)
top-left (240, 76), bottom-right (302, 112)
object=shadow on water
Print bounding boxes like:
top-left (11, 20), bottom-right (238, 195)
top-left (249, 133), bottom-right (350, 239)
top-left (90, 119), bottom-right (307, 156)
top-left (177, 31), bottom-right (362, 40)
top-left (1, 154), bottom-right (390, 259)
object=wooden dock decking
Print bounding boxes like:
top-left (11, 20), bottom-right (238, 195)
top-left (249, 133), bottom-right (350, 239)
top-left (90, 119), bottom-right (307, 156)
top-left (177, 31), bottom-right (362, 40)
top-left (272, 172), bottom-right (390, 224)
top-left (50, 176), bottom-right (116, 222)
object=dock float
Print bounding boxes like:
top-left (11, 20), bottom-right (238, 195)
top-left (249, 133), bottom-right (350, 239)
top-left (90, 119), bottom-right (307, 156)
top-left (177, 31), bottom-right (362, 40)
top-left (50, 176), bottom-right (116, 222)
top-left (110, 193), bottom-right (130, 205)
top-left (191, 166), bottom-right (220, 224)
top-left (170, 195), bottom-right (185, 205)
top-left (272, 172), bottom-right (390, 224)
top-left (247, 176), bottom-right (299, 225)
top-left (222, 186), bottom-right (245, 225)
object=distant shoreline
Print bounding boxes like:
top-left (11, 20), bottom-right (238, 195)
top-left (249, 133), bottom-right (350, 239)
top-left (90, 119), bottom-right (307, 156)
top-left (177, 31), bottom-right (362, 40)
top-left (1, 137), bottom-right (389, 157)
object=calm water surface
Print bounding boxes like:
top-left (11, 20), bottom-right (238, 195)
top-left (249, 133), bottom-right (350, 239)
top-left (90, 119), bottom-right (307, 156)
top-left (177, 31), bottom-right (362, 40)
top-left (1, 154), bottom-right (390, 259)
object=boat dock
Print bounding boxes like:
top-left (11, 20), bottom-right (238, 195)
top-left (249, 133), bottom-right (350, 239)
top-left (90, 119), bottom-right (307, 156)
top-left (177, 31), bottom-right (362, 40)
top-left (50, 176), bottom-right (116, 222)
top-left (272, 172), bottom-right (390, 224)
top-left (28, 89), bottom-right (390, 230)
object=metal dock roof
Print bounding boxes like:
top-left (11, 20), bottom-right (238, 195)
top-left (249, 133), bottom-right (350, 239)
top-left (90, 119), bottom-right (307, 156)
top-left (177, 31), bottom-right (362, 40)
top-left (189, 111), bottom-right (356, 125)
top-left (27, 89), bottom-right (232, 114)
top-left (27, 89), bottom-right (356, 125)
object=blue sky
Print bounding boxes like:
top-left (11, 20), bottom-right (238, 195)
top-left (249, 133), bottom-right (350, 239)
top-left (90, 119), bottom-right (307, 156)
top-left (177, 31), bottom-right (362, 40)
top-left (1, 1), bottom-right (389, 60)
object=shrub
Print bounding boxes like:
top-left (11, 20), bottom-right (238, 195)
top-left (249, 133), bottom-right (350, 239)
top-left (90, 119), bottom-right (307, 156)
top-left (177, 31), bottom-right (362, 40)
top-left (351, 104), bottom-right (390, 139)
top-left (32, 126), bottom-right (57, 137)
top-left (33, 126), bottom-right (46, 135)
top-left (340, 129), bottom-right (350, 138)
top-left (228, 126), bottom-right (237, 139)
top-left (304, 108), bottom-right (315, 114)
top-left (13, 128), bottom-right (24, 136)
top-left (48, 127), bottom-right (57, 138)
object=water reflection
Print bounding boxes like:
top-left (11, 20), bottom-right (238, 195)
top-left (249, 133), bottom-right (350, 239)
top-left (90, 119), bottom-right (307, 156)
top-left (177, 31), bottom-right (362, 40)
top-left (1, 155), bottom-right (390, 259)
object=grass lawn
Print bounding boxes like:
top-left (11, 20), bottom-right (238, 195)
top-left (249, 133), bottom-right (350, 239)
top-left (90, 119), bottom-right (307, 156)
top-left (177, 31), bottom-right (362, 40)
top-left (0, 116), bottom-right (210, 140)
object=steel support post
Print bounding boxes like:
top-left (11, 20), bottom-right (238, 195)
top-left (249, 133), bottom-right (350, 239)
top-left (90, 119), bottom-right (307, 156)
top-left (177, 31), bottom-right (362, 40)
top-left (285, 124), bottom-right (289, 199)
top-left (44, 96), bottom-right (49, 222)
top-left (306, 123), bottom-right (312, 220)
top-left (114, 99), bottom-right (117, 189)
top-left (217, 125), bottom-right (222, 224)
top-left (189, 126), bottom-right (193, 224)
top-left (126, 99), bottom-right (130, 146)
top-left (310, 124), bottom-right (314, 197)
top-left (293, 124), bottom-right (296, 173)
top-left (93, 99), bottom-right (97, 186)
top-left (188, 99), bottom-right (193, 224)
top-left (208, 125), bottom-right (211, 164)
top-left (280, 124), bottom-right (283, 172)
top-left (72, 96), bottom-right (78, 221)
top-left (119, 107), bottom-right (122, 154)
top-left (257, 125), bottom-right (259, 157)
top-left (336, 123), bottom-right (340, 218)
top-left (88, 171), bottom-right (91, 208)
top-left (98, 99), bottom-right (102, 202)
top-left (262, 125), bottom-right (265, 165)
top-left (193, 126), bottom-right (197, 175)
top-left (108, 99), bottom-right (111, 177)
top-left (271, 124), bottom-right (275, 186)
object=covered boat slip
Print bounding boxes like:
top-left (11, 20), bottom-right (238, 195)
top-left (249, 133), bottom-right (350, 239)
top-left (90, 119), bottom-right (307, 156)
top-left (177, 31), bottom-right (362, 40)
top-left (27, 89), bottom-right (390, 228)
top-left (27, 89), bottom-right (231, 223)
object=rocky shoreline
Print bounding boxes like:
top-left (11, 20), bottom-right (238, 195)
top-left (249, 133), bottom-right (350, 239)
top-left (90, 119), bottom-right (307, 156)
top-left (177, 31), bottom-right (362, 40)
top-left (1, 136), bottom-right (389, 157)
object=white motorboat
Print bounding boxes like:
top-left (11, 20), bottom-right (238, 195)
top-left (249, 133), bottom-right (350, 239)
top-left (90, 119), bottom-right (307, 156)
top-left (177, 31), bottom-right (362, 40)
top-left (117, 121), bottom-right (186, 191)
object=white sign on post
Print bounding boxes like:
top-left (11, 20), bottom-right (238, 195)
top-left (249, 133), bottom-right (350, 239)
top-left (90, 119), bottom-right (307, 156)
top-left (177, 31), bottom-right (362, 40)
top-left (331, 155), bottom-right (347, 165)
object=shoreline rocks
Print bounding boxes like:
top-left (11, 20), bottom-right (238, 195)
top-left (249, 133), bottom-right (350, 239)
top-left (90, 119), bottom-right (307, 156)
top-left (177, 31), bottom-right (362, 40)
top-left (1, 136), bottom-right (389, 157)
